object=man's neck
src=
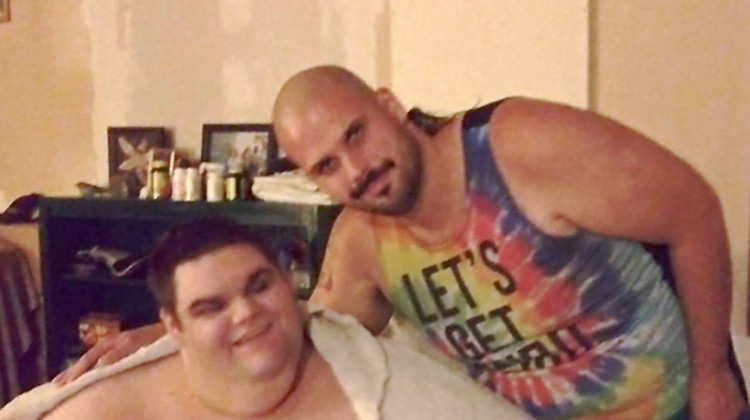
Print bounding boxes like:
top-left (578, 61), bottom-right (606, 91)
top-left (400, 118), bottom-right (468, 243)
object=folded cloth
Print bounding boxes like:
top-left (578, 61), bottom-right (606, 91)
top-left (0, 309), bottom-right (531, 420)
top-left (252, 170), bottom-right (320, 191)
top-left (252, 170), bottom-right (336, 205)
top-left (252, 185), bottom-right (336, 205)
top-left (312, 309), bottom-right (532, 420)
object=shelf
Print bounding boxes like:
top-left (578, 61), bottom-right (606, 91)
top-left (60, 273), bottom-right (148, 287)
top-left (40, 197), bottom-right (340, 228)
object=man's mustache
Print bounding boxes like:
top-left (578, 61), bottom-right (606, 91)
top-left (350, 161), bottom-right (395, 200)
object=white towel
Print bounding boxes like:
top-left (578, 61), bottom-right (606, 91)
top-left (311, 307), bottom-right (531, 419)
top-left (252, 171), bottom-right (336, 205)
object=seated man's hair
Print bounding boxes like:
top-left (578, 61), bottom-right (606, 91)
top-left (147, 217), bottom-right (278, 314)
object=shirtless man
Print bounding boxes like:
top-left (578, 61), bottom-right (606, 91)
top-left (42, 218), bottom-right (357, 420)
top-left (15, 218), bottom-right (527, 420)
top-left (270, 65), bottom-right (748, 419)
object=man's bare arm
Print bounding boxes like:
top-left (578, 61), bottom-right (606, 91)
top-left (488, 97), bottom-right (745, 419)
top-left (53, 322), bottom-right (166, 385)
top-left (310, 208), bottom-right (393, 334)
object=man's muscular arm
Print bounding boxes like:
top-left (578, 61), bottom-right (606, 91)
top-left (488, 97), bottom-right (745, 420)
top-left (311, 208), bottom-right (393, 334)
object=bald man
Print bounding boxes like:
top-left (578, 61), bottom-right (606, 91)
top-left (271, 65), bottom-right (748, 420)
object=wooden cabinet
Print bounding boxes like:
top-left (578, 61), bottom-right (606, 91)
top-left (39, 197), bottom-right (340, 377)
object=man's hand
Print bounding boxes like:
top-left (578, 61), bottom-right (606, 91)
top-left (52, 323), bottom-right (166, 386)
top-left (691, 365), bottom-right (748, 420)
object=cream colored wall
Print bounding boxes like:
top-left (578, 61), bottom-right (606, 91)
top-left (593, 1), bottom-right (750, 332)
top-left (390, 0), bottom-right (589, 112)
top-left (0, 0), bottom-right (96, 206)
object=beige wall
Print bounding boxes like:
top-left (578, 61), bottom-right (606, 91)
top-left (390, 0), bottom-right (589, 111)
top-left (0, 0), bottom-right (96, 205)
top-left (593, 1), bottom-right (750, 332)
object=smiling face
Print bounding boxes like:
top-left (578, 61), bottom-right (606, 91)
top-left (274, 67), bottom-right (423, 215)
top-left (162, 243), bottom-right (304, 383)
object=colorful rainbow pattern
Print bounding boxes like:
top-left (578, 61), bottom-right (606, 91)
top-left (373, 116), bottom-right (688, 419)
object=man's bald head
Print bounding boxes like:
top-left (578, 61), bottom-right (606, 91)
top-left (272, 66), bottom-right (379, 153)
top-left (274, 65), bottom-right (375, 118)
top-left (271, 65), bottom-right (423, 214)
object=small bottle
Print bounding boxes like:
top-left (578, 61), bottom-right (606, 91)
top-left (150, 160), bottom-right (171, 200)
top-left (171, 168), bottom-right (187, 201)
top-left (225, 163), bottom-right (246, 201)
top-left (185, 168), bottom-right (201, 201)
top-left (201, 163), bottom-right (225, 202)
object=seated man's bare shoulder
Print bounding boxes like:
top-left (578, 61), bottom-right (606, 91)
top-left (42, 354), bottom-right (182, 420)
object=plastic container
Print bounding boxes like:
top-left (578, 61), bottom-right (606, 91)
top-left (200, 162), bottom-right (225, 202)
top-left (171, 168), bottom-right (187, 201)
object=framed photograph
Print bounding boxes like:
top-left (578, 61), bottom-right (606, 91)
top-left (267, 127), bottom-right (297, 173)
top-left (0, 0), bottom-right (10, 23)
top-left (201, 124), bottom-right (274, 176)
top-left (108, 126), bottom-right (169, 196)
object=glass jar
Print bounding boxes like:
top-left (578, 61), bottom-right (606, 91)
top-left (225, 164), bottom-right (246, 201)
top-left (150, 160), bottom-right (171, 200)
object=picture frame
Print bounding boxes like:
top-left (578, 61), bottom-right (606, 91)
top-left (107, 126), bottom-right (169, 196)
top-left (201, 124), bottom-right (275, 177)
top-left (0, 0), bottom-right (10, 23)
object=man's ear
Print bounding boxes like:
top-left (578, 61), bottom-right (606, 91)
top-left (160, 308), bottom-right (184, 345)
top-left (375, 87), bottom-right (407, 120)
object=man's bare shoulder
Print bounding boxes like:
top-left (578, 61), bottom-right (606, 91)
top-left (330, 207), bottom-right (376, 238)
top-left (324, 208), bottom-right (380, 269)
top-left (43, 354), bottom-right (181, 420)
top-left (489, 97), bottom-right (572, 147)
top-left (312, 207), bottom-right (393, 333)
top-left (487, 96), bottom-right (617, 163)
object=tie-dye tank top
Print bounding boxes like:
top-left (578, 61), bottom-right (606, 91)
top-left (372, 101), bottom-right (689, 419)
